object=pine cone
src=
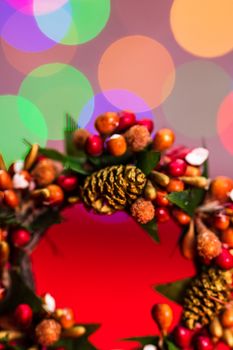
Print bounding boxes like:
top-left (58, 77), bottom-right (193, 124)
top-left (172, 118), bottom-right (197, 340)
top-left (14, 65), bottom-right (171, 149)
top-left (82, 165), bottom-right (146, 214)
top-left (35, 319), bottom-right (61, 346)
top-left (32, 159), bottom-right (57, 187)
top-left (182, 268), bottom-right (232, 330)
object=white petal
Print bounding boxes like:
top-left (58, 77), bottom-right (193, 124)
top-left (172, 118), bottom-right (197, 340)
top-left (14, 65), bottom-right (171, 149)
top-left (229, 189), bottom-right (233, 201)
top-left (43, 293), bottom-right (56, 313)
top-left (13, 173), bottom-right (29, 189)
top-left (13, 160), bottom-right (24, 173)
top-left (185, 147), bottom-right (209, 166)
top-left (143, 345), bottom-right (157, 350)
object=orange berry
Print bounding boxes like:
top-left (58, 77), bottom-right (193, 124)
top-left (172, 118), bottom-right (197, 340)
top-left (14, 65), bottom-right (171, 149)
top-left (0, 170), bottom-right (13, 190)
top-left (95, 112), bottom-right (119, 135)
top-left (47, 185), bottom-right (64, 206)
top-left (173, 209), bottom-right (191, 225)
top-left (211, 176), bottom-right (233, 202)
top-left (184, 165), bottom-right (201, 177)
top-left (167, 179), bottom-right (184, 193)
top-left (4, 190), bottom-right (19, 208)
top-left (106, 134), bottom-right (127, 157)
top-left (151, 303), bottom-right (173, 335)
top-left (221, 228), bottom-right (233, 247)
top-left (213, 214), bottom-right (230, 231)
top-left (221, 308), bottom-right (233, 328)
top-left (59, 308), bottom-right (75, 329)
top-left (153, 128), bottom-right (175, 152)
top-left (155, 191), bottom-right (169, 206)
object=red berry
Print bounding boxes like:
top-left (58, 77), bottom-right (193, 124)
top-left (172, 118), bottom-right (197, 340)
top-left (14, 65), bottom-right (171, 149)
top-left (168, 159), bottom-right (187, 177)
top-left (195, 336), bottom-right (214, 350)
top-left (174, 325), bottom-right (193, 348)
top-left (215, 247), bottom-right (233, 270)
top-left (0, 344), bottom-right (5, 349)
top-left (155, 191), bottom-right (169, 206)
top-left (14, 304), bottom-right (33, 328)
top-left (85, 135), bottom-right (104, 156)
top-left (117, 111), bottom-right (136, 131)
top-left (12, 229), bottom-right (31, 247)
top-left (154, 207), bottom-right (170, 223)
top-left (137, 119), bottom-right (154, 133)
top-left (213, 213), bottom-right (230, 230)
top-left (57, 175), bottom-right (78, 192)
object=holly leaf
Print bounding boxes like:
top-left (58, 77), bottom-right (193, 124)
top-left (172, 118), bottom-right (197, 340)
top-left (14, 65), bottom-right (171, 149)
top-left (0, 271), bottom-right (43, 314)
top-left (88, 151), bottom-right (133, 169)
top-left (154, 277), bottom-right (192, 305)
top-left (28, 208), bottom-right (63, 234)
top-left (53, 324), bottom-right (100, 350)
top-left (166, 339), bottom-right (180, 350)
top-left (137, 150), bottom-right (160, 175)
top-left (39, 147), bottom-right (89, 175)
top-left (124, 336), bottom-right (159, 346)
top-left (141, 220), bottom-right (159, 243)
top-left (167, 188), bottom-right (205, 216)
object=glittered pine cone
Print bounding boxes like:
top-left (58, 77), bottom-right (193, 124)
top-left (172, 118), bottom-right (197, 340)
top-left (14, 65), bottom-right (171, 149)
top-left (124, 125), bottom-right (151, 152)
top-left (32, 159), bottom-right (57, 187)
top-left (82, 165), bottom-right (146, 214)
top-left (35, 319), bottom-right (61, 346)
top-left (182, 268), bottom-right (232, 330)
top-left (196, 217), bottom-right (222, 260)
top-left (131, 197), bottom-right (155, 224)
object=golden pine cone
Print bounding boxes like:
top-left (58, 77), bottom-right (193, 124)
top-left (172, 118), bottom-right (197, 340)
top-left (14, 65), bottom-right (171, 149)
top-left (182, 268), bottom-right (232, 330)
top-left (32, 159), bottom-right (57, 187)
top-left (82, 165), bottom-right (146, 214)
top-left (35, 319), bottom-right (61, 346)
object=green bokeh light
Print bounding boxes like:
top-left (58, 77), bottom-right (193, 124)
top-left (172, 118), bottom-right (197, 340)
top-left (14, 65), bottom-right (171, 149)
top-left (19, 63), bottom-right (94, 140)
top-left (62, 0), bottom-right (111, 45)
top-left (0, 95), bottom-right (48, 166)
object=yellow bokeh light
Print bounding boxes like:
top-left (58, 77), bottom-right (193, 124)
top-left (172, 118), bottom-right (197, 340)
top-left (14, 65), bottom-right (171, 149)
top-left (170, 0), bottom-right (233, 57)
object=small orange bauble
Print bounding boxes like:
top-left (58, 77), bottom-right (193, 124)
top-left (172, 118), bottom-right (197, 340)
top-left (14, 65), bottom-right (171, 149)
top-left (4, 190), bottom-right (19, 208)
top-left (153, 128), bottom-right (175, 152)
top-left (211, 176), bottom-right (233, 202)
top-left (95, 112), bottom-right (119, 135)
top-left (221, 308), bottom-right (233, 328)
top-left (151, 303), bottom-right (173, 335)
top-left (47, 185), bottom-right (64, 206)
top-left (167, 179), bottom-right (184, 193)
top-left (106, 134), bottom-right (127, 157)
top-left (0, 170), bottom-right (13, 190)
top-left (59, 308), bottom-right (75, 329)
top-left (184, 165), bottom-right (201, 177)
top-left (173, 209), bottom-right (191, 225)
top-left (221, 227), bottom-right (233, 248)
top-left (213, 214), bottom-right (230, 231)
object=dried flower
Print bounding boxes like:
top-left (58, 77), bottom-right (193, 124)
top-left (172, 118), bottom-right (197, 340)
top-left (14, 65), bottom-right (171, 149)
top-left (131, 197), bottom-right (155, 224)
top-left (125, 125), bottom-right (151, 152)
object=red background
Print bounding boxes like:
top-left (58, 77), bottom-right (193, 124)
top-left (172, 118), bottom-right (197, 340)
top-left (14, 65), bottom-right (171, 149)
top-left (32, 205), bottom-right (195, 350)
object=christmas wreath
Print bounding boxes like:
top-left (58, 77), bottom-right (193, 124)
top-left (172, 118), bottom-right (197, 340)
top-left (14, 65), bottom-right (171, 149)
top-left (0, 111), bottom-right (233, 349)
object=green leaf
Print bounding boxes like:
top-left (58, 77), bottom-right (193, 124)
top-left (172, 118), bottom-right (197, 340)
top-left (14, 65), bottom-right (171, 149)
top-left (166, 339), bottom-right (180, 350)
top-left (64, 114), bottom-right (79, 157)
top-left (167, 188), bottom-right (205, 216)
top-left (154, 277), bottom-right (191, 305)
top-left (28, 207), bottom-right (63, 233)
top-left (39, 147), bottom-right (90, 175)
top-left (141, 220), bottom-right (159, 243)
top-left (202, 159), bottom-right (209, 178)
top-left (53, 324), bottom-right (100, 350)
top-left (0, 271), bottom-right (43, 314)
top-left (137, 150), bottom-right (160, 175)
top-left (124, 336), bottom-right (159, 346)
top-left (88, 151), bottom-right (134, 169)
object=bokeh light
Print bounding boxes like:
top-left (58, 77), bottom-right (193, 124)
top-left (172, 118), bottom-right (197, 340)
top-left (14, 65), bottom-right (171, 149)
top-left (170, 0), bottom-right (233, 58)
top-left (78, 90), bottom-right (155, 134)
top-left (0, 95), bottom-right (47, 166)
top-left (98, 35), bottom-right (175, 111)
top-left (1, 39), bottom-right (77, 75)
top-left (162, 61), bottom-right (232, 138)
top-left (217, 92), bottom-right (233, 154)
top-left (0, 2), bottom-right (57, 52)
top-left (6, 0), bottom-right (70, 16)
top-left (19, 63), bottom-right (94, 140)
top-left (35, 0), bottom-right (111, 45)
